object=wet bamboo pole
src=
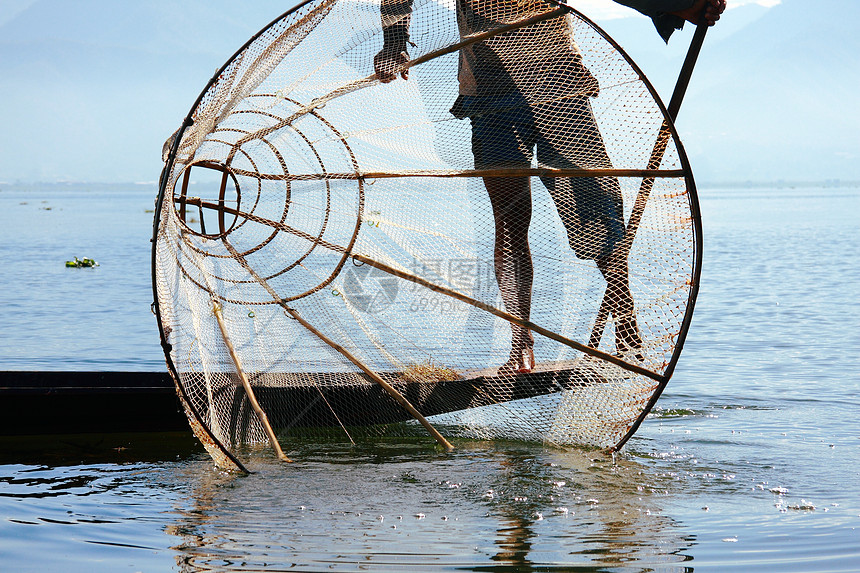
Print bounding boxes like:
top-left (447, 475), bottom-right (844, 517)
top-left (212, 300), bottom-right (293, 462)
top-left (218, 239), bottom-right (454, 450)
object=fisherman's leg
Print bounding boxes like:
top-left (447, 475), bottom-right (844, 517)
top-left (596, 250), bottom-right (642, 355)
top-left (536, 97), bottom-right (641, 354)
top-left (557, 175), bottom-right (641, 355)
top-left (469, 95), bottom-right (536, 373)
top-left (541, 175), bottom-right (624, 260)
top-left (536, 96), bottom-right (617, 252)
top-left (484, 175), bottom-right (535, 373)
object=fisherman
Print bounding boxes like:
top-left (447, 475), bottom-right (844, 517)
top-left (375, 0), bottom-right (726, 374)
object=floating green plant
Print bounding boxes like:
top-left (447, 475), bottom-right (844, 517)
top-left (65, 257), bottom-right (99, 268)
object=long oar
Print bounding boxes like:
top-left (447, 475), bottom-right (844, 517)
top-left (588, 21), bottom-right (709, 351)
top-left (666, 21), bottom-right (710, 122)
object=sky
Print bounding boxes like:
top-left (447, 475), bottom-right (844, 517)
top-left (577, 0), bottom-right (780, 19)
top-left (0, 0), bottom-right (34, 26)
top-left (4, 0), bottom-right (858, 185)
top-left (0, 0), bottom-right (782, 26)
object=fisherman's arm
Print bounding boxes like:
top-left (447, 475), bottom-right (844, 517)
top-left (375, 0), bottom-right (414, 82)
top-left (669, 0), bottom-right (726, 26)
top-left (613, 0), bottom-right (726, 42)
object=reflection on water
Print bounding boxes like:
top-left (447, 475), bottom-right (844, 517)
top-left (1, 416), bottom-right (859, 571)
top-left (0, 438), bottom-right (701, 571)
top-left (158, 441), bottom-right (697, 571)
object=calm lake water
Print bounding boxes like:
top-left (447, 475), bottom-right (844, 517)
top-left (1, 182), bottom-right (858, 571)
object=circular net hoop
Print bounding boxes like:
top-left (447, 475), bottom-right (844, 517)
top-left (152, 0), bottom-right (701, 470)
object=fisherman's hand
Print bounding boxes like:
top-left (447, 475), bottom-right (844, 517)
top-left (671, 0), bottom-right (727, 26)
top-left (374, 46), bottom-right (410, 83)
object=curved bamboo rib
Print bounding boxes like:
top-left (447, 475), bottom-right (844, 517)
top-left (227, 167), bottom-right (687, 182)
top-left (589, 23), bottom-right (706, 354)
top-left (609, 21), bottom-right (709, 453)
top-left (177, 198), bottom-right (347, 254)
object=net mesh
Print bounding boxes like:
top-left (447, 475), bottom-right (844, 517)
top-left (153, 0), bottom-right (699, 469)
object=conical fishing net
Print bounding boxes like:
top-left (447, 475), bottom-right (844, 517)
top-left (152, 0), bottom-right (701, 471)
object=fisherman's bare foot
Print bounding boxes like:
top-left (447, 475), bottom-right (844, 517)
top-left (498, 345), bottom-right (535, 376)
top-left (498, 332), bottom-right (535, 376)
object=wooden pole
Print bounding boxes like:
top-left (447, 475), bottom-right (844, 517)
top-left (217, 238), bottom-right (455, 451)
top-left (212, 300), bottom-right (292, 462)
top-left (588, 21), bottom-right (709, 351)
top-left (283, 306), bottom-right (455, 451)
top-left (182, 200), bottom-right (664, 381)
top-left (350, 253), bottom-right (663, 382)
top-left (667, 22), bottom-right (709, 123)
top-left (225, 166), bottom-right (686, 183)
top-left (227, 5), bottom-right (572, 157)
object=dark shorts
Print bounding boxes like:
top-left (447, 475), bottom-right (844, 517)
top-left (451, 92), bottom-right (626, 260)
top-left (454, 92), bottom-right (539, 169)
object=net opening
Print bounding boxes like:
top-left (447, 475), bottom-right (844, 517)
top-left (175, 161), bottom-right (242, 239)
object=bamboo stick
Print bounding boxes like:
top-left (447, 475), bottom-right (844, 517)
top-left (223, 167), bottom-right (686, 183)
top-left (217, 238), bottom-right (454, 450)
top-left (283, 306), bottom-right (454, 451)
top-left (182, 200), bottom-right (663, 381)
top-left (351, 254), bottom-right (663, 382)
top-left (588, 22), bottom-right (708, 353)
top-left (212, 300), bottom-right (292, 462)
top-left (227, 5), bottom-right (571, 155)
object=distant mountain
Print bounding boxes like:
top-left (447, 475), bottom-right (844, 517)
top-left (0, 0), bottom-right (856, 183)
top-left (604, 0), bottom-right (860, 183)
top-left (596, 2), bottom-right (773, 96)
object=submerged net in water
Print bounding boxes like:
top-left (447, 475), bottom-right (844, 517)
top-left (152, 0), bottom-right (701, 471)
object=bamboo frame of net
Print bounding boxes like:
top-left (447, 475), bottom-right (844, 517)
top-left (151, 0), bottom-right (705, 467)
